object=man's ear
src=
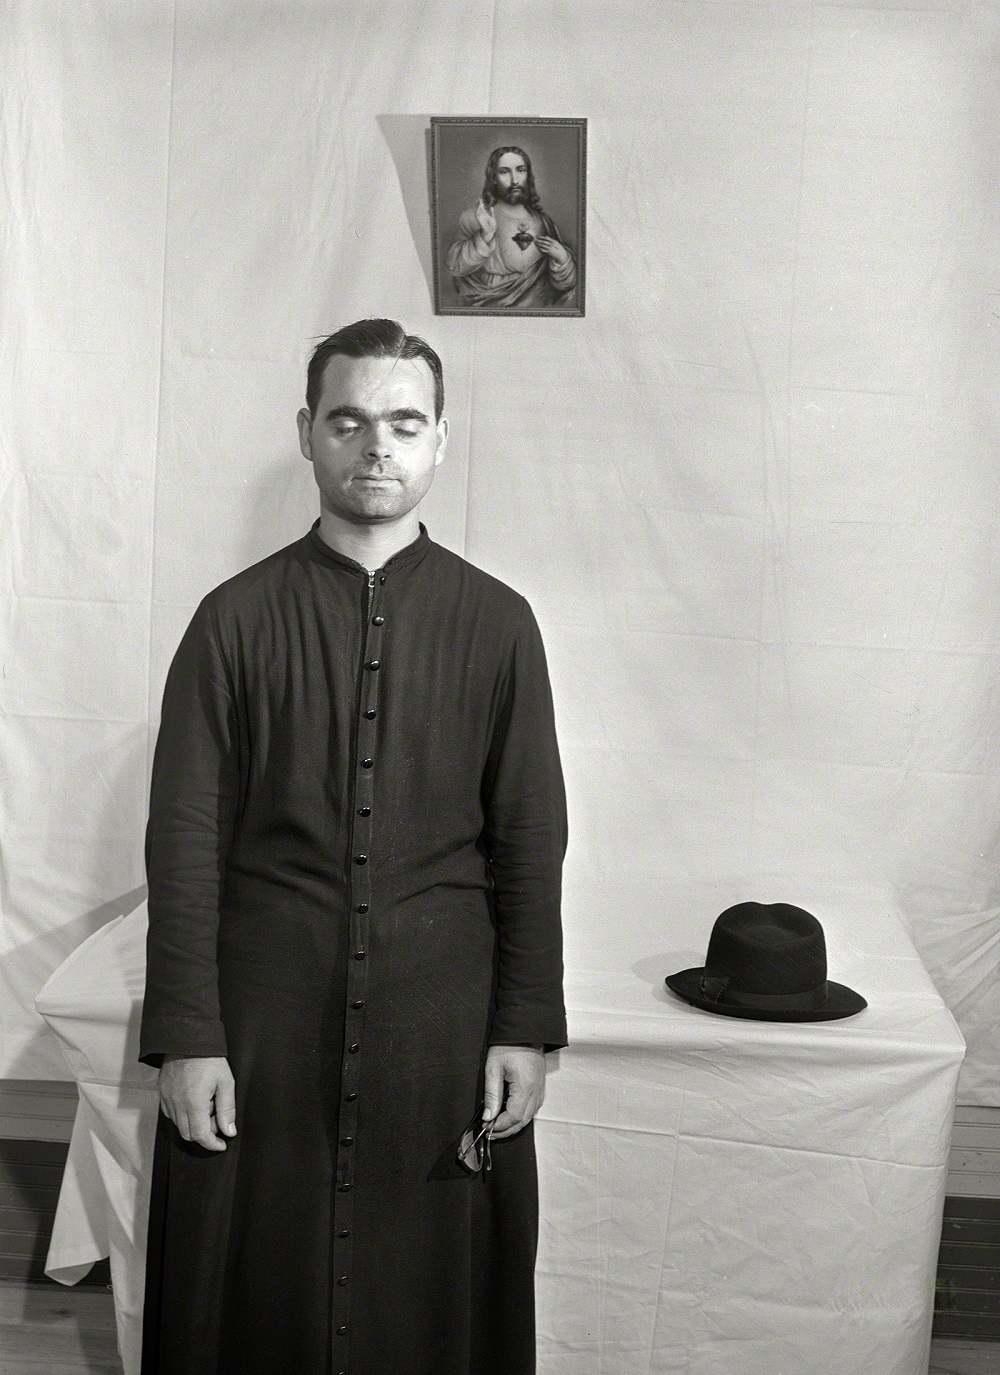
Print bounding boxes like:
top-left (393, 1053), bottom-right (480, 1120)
top-left (434, 416), bottom-right (449, 467)
top-left (297, 408), bottom-right (313, 462)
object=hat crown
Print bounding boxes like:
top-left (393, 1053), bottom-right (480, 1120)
top-left (704, 902), bottom-right (827, 996)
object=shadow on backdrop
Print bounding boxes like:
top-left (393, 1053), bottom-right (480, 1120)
top-left (377, 114), bottom-right (436, 308)
top-left (632, 951), bottom-right (704, 1007)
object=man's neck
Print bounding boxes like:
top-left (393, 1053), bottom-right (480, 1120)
top-left (316, 508), bottom-right (422, 572)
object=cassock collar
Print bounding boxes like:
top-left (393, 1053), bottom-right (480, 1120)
top-left (305, 520), bottom-right (431, 578)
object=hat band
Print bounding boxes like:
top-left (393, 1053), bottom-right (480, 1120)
top-left (700, 973), bottom-right (830, 1012)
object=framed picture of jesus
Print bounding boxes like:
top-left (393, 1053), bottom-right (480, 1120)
top-left (430, 117), bottom-right (587, 317)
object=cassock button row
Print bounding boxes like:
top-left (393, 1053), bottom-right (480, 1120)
top-left (361, 758), bottom-right (374, 769)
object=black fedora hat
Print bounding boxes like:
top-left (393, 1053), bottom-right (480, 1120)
top-left (665, 902), bottom-right (867, 1022)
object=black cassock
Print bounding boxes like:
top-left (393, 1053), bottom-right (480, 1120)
top-left (139, 525), bottom-right (567, 1375)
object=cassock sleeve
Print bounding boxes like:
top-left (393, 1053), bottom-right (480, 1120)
top-left (139, 599), bottom-right (239, 1065)
top-left (482, 600), bottom-right (568, 1052)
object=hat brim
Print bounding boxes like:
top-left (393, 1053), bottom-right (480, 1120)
top-left (664, 967), bottom-right (868, 1022)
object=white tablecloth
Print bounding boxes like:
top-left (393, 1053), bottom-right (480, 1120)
top-left (35, 902), bottom-right (157, 1375)
top-left (536, 881), bottom-right (965, 1374)
top-left (34, 885), bottom-right (964, 1375)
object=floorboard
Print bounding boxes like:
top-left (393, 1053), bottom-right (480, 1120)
top-left (0, 1279), bottom-right (119, 1373)
top-left (929, 1339), bottom-right (1000, 1375)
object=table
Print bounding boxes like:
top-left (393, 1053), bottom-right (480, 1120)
top-left (35, 901), bottom-right (157, 1375)
top-left (35, 883), bottom-right (964, 1375)
top-left (534, 880), bottom-right (966, 1374)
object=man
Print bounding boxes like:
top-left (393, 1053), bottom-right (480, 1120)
top-left (139, 319), bottom-right (567, 1375)
top-left (445, 146), bottom-right (578, 309)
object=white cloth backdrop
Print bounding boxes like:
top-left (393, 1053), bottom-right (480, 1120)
top-left (2, 0), bottom-right (998, 1104)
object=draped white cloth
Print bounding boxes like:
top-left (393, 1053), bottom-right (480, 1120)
top-left (36, 885), bottom-right (963, 1374)
top-left (1, 4), bottom-right (997, 1106)
top-left (34, 902), bottom-right (156, 1375)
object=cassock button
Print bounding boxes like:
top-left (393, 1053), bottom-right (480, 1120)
top-left (337, 1182), bottom-right (352, 1192)
top-left (352, 999), bottom-right (364, 1009)
top-left (337, 1324), bottom-right (348, 1334)
top-left (372, 615), bottom-right (385, 626)
top-left (365, 709), bottom-right (376, 719)
top-left (354, 854), bottom-right (368, 865)
top-left (358, 806), bottom-right (371, 817)
top-left (348, 1042), bottom-right (360, 1054)
top-left (341, 1137), bottom-right (354, 1147)
top-left (338, 1230), bottom-right (350, 1239)
top-left (354, 949), bottom-right (366, 960)
top-left (368, 659), bottom-right (381, 671)
top-left (356, 903), bottom-right (369, 913)
top-left (338, 1275), bottom-right (350, 1286)
top-left (345, 1092), bottom-right (358, 1102)
top-left (361, 757), bottom-right (374, 769)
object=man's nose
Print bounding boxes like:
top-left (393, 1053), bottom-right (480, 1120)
top-left (364, 426), bottom-right (392, 461)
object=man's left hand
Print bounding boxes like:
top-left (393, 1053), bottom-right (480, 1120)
top-left (482, 1044), bottom-right (546, 1141)
top-left (534, 235), bottom-right (570, 266)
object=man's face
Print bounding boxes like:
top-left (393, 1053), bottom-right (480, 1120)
top-left (297, 354), bottom-right (447, 527)
top-left (493, 152), bottom-right (529, 204)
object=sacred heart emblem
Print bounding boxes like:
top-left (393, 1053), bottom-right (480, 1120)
top-left (512, 230), bottom-right (534, 250)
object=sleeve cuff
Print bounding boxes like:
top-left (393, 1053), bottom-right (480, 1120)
top-left (489, 1009), bottom-right (568, 1054)
top-left (138, 1015), bottom-right (228, 1067)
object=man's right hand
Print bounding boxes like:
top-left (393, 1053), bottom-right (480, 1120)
top-left (474, 198), bottom-right (497, 242)
top-left (158, 1055), bottom-right (237, 1152)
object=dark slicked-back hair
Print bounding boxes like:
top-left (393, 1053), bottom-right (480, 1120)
top-left (481, 146), bottom-right (541, 212)
top-left (305, 319), bottom-right (444, 420)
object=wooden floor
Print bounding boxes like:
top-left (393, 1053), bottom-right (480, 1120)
top-left (930, 1340), bottom-right (1000, 1375)
top-left (0, 1281), bottom-right (120, 1375)
top-left (0, 1279), bottom-right (997, 1374)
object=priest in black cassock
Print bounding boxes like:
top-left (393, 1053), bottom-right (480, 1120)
top-left (138, 319), bottom-right (567, 1375)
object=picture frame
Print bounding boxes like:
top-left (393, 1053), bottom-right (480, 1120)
top-left (430, 116), bottom-right (587, 317)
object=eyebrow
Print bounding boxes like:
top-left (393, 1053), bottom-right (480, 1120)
top-left (323, 405), bottom-right (430, 425)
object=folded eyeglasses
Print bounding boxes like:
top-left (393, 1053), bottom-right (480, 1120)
top-left (457, 1115), bottom-right (494, 1174)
